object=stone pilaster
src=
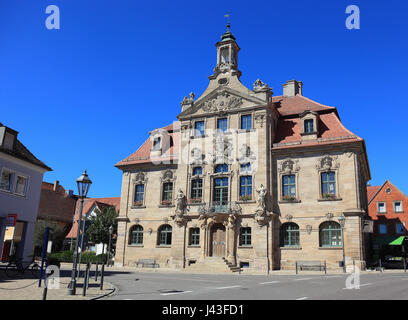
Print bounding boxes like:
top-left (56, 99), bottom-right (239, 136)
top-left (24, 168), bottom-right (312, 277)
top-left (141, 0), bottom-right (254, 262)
top-left (343, 209), bottom-right (365, 270)
top-left (170, 224), bottom-right (187, 268)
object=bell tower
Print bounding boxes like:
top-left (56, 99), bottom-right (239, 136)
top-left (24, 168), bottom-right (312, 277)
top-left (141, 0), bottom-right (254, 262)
top-left (210, 17), bottom-right (241, 80)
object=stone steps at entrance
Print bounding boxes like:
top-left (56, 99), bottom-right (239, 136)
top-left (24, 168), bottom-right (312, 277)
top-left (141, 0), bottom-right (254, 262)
top-left (187, 257), bottom-right (242, 273)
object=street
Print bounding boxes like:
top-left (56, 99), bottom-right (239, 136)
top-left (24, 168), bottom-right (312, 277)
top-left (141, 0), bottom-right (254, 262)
top-left (100, 270), bottom-right (408, 300)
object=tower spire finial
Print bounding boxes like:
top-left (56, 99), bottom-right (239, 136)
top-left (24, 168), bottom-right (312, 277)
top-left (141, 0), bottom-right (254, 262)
top-left (224, 12), bottom-right (231, 31)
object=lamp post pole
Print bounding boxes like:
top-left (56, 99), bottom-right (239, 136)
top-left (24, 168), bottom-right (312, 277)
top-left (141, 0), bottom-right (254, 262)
top-left (107, 225), bottom-right (113, 266)
top-left (338, 215), bottom-right (346, 273)
top-left (68, 170), bottom-right (92, 295)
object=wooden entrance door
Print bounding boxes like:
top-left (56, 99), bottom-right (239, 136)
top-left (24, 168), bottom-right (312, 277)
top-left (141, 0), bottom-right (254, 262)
top-left (210, 224), bottom-right (226, 257)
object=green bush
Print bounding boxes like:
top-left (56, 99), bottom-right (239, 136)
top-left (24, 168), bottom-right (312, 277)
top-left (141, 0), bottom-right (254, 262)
top-left (48, 250), bottom-right (108, 264)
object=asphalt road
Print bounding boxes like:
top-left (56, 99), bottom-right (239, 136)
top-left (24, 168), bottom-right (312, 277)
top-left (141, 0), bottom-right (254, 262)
top-left (101, 270), bottom-right (408, 300)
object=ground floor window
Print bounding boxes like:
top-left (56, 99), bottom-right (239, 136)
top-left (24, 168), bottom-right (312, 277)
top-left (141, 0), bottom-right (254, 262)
top-left (189, 228), bottom-right (200, 246)
top-left (319, 221), bottom-right (342, 247)
top-left (239, 227), bottom-right (252, 246)
top-left (158, 224), bottom-right (172, 246)
top-left (280, 223), bottom-right (300, 247)
top-left (129, 225), bottom-right (143, 245)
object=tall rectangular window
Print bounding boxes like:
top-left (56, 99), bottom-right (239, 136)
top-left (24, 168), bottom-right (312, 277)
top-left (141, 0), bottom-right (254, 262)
top-left (282, 175), bottom-right (296, 198)
top-left (239, 227), bottom-right (252, 246)
top-left (217, 118), bottom-right (228, 132)
top-left (304, 119), bottom-right (314, 133)
top-left (394, 201), bottom-right (403, 213)
top-left (239, 176), bottom-right (252, 201)
top-left (152, 137), bottom-right (161, 151)
top-left (377, 202), bottom-right (386, 213)
top-left (190, 179), bottom-right (203, 202)
top-left (241, 115), bottom-right (252, 130)
top-left (321, 172), bottom-right (336, 196)
top-left (0, 169), bottom-right (13, 192)
top-left (379, 224), bottom-right (387, 234)
top-left (162, 183), bottom-right (173, 205)
top-left (14, 175), bottom-right (27, 196)
top-left (396, 223), bottom-right (405, 234)
top-left (134, 184), bottom-right (144, 205)
top-left (194, 121), bottom-right (205, 136)
top-left (189, 228), bottom-right (200, 246)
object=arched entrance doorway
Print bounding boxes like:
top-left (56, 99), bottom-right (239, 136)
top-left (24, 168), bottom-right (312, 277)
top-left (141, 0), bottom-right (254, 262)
top-left (210, 223), bottom-right (226, 257)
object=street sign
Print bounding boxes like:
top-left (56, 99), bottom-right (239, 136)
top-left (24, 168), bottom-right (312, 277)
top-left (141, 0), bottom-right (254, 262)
top-left (4, 214), bottom-right (17, 227)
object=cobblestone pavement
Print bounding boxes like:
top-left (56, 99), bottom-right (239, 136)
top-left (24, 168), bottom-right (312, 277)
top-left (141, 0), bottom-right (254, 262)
top-left (0, 268), bottom-right (114, 300)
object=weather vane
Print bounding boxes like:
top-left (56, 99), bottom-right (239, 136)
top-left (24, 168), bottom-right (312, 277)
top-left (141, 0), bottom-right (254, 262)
top-left (224, 12), bottom-right (231, 31)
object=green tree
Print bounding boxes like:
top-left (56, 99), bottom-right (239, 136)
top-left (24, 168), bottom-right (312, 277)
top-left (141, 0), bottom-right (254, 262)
top-left (34, 219), bottom-right (70, 256)
top-left (85, 206), bottom-right (118, 254)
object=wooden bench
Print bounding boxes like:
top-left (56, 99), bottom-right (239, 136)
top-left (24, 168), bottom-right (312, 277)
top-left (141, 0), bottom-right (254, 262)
top-left (296, 260), bottom-right (326, 274)
top-left (136, 259), bottom-right (159, 268)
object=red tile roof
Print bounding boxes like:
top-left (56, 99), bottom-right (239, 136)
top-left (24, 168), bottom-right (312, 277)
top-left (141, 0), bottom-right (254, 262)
top-left (65, 197), bottom-right (120, 239)
top-left (115, 123), bottom-right (179, 167)
top-left (367, 185), bottom-right (382, 203)
top-left (272, 95), bottom-right (336, 117)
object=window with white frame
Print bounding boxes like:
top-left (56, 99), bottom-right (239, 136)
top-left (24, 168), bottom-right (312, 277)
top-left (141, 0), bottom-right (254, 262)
top-left (0, 169), bottom-right (13, 192)
top-left (377, 202), bottom-right (386, 213)
top-left (394, 201), bottom-right (403, 213)
top-left (14, 175), bottom-right (27, 196)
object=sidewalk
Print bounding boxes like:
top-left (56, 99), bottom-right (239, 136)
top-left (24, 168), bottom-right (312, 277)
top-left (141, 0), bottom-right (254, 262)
top-left (0, 269), bottom-right (114, 300)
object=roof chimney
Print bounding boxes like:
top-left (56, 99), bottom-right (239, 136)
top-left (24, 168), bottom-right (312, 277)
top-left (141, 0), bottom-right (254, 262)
top-left (283, 80), bottom-right (303, 97)
top-left (53, 180), bottom-right (59, 192)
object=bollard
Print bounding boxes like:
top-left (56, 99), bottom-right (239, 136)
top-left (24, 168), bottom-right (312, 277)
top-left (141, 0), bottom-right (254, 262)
top-left (100, 263), bottom-right (105, 290)
top-left (83, 263), bottom-right (89, 296)
top-left (95, 262), bottom-right (98, 282)
top-left (379, 259), bottom-right (382, 272)
top-left (404, 258), bottom-right (407, 273)
top-left (42, 277), bottom-right (48, 300)
top-left (324, 261), bottom-right (327, 275)
top-left (295, 261), bottom-right (298, 275)
top-left (86, 262), bottom-right (91, 289)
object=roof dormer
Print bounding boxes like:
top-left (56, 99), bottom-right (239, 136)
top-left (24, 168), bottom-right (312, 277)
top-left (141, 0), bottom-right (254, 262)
top-left (0, 124), bottom-right (18, 151)
top-left (149, 128), bottom-right (171, 156)
top-left (300, 110), bottom-right (319, 141)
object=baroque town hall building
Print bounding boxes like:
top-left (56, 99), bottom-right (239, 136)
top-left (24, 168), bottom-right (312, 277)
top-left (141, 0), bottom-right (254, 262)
top-left (114, 25), bottom-right (371, 272)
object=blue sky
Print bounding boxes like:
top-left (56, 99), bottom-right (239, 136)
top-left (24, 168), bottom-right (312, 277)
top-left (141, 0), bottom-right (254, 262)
top-left (1, 0), bottom-right (408, 197)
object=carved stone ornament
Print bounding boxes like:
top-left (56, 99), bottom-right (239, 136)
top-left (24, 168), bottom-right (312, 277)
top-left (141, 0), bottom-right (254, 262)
top-left (134, 218), bottom-right (140, 224)
top-left (254, 113), bottom-right (266, 128)
top-left (256, 184), bottom-right (267, 211)
top-left (255, 209), bottom-right (268, 226)
top-left (202, 91), bottom-right (243, 112)
top-left (133, 171), bottom-right (147, 184)
top-left (181, 92), bottom-right (195, 106)
top-left (237, 144), bottom-right (256, 165)
top-left (190, 147), bottom-right (205, 165)
top-left (210, 134), bottom-right (233, 164)
top-left (253, 79), bottom-right (270, 92)
top-left (316, 155), bottom-right (340, 170)
top-left (227, 213), bottom-right (237, 229)
top-left (306, 225), bottom-right (312, 235)
top-left (171, 189), bottom-right (189, 227)
top-left (161, 169), bottom-right (175, 182)
top-left (326, 213), bottom-right (334, 220)
top-left (285, 214), bottom-right (293, 222)
top-left (278, 159), bottom-right (300, 174)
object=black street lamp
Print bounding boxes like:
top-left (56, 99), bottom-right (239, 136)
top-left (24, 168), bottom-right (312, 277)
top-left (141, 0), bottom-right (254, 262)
top-left (68, 170), bottom-right (92, 295)
top-left (338, 215), bottom-right (346, 273)
top-left (108, 225), bottom-right (113, 266)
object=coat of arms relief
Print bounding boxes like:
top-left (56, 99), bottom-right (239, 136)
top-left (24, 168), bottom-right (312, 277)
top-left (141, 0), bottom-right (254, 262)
top-left (202, 91), bottom-right (243, 112)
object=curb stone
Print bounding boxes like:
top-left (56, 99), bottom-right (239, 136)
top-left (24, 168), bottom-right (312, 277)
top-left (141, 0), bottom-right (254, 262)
top-left (90, 281), bottom-right (116, 300)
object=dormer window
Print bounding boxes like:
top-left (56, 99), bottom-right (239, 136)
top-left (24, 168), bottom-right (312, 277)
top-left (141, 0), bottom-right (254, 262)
top-left (304, 119), bottom-right (314, 133)
top-left (152, 137), bottom-right (161, 151)
top-left (300, 110), bottom-right (319, 140)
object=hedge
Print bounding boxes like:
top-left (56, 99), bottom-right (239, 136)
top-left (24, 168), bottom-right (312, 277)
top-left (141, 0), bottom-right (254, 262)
top-left (48, 250), bottom-right (108, 264)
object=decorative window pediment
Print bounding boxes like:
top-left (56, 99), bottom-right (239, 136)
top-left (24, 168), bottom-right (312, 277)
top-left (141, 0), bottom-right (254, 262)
top-left (132, 171), bottom-right (147, 184)
top-left (278, 158), bottom-right (300, 174)
top-left (316, 155), bottom-right (340, 171)
top-left (161, 169), bottom-right (176, 183)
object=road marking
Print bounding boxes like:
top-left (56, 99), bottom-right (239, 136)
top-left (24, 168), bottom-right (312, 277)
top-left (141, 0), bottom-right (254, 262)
top-left (123, 298), bottom-right (133, 300)
top-left (215, 285), bottom-right (241, 290)
top-left (294, 278), bottom-right (313, 281)
top-left (296, 297), bottom-right (308, 300)
top-left (343, 283), bottom-right (372, 290)
top-left (325, 276), bottom-right (342, 278)
top-left (259, 281), bottom-right (280, 285)
top-left (160, 290), bottom-right (193, 296)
